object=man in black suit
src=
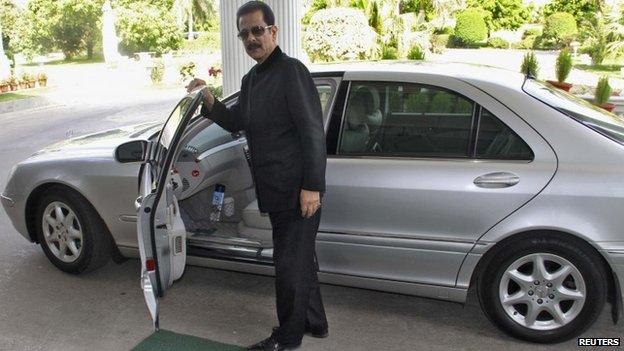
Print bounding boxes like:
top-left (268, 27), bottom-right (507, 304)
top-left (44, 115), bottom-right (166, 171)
top-left (186, 2), bottom-right (328, 350)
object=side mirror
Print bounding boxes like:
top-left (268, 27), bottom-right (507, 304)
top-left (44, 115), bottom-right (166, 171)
top-left (115, 140), bottom-right (147, 163)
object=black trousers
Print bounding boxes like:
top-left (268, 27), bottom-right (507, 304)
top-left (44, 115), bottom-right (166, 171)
top-left (268, 206), bottom-right (328, 346)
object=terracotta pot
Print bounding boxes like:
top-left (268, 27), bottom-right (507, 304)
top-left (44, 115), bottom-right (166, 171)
top-left (546, 80), bottom-right (573, 92)
top-left (600, 103), bottom-right (616, 112)
top-left (9, 84), bottom-right (17, 91)
top-left (38, 79), bottom-right (47, 87)
top-left (0, 84), bottom-right (8, 93)
top-left (28, 81), bottom-right (36, 89)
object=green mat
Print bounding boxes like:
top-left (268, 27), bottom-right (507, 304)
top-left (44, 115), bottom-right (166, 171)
top-left (132, 329), bottom-right (245, 351)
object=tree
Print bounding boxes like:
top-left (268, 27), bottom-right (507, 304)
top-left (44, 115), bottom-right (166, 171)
top-left (52, 0), bottom-right (102, 60)
top-left (0, 0), bottom-right (21, 62)
top-left (172, 0), bottom-right (216, 40)
top-left (116, 2), bottom-right (181, 54)
top-left (542, 0), bottom-right (598, 25)
top-left (467, 0), bottom-right (529, 31)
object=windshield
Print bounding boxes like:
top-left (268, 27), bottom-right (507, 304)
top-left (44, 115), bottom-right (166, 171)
top-left (523, 79), bottom-right (624, 144)
top-left (157, 97), bottom-right (194, 150)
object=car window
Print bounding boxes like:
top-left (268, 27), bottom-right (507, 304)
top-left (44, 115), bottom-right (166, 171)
top-left (317, 84), bottom-right (333, 114)
top-left (524, 79), bottom-right (624, 145)
top-left (338, 81), bottom-right (475, 158)
top-left (476, 108), bottom-right (534, 160)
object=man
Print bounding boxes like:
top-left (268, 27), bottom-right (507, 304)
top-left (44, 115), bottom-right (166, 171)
top-left (186, 2), bottom-right (328, 350)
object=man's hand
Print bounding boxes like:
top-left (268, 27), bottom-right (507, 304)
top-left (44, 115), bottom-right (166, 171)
top-left (300, 189), bottom-right (321, 218)
top-left (186, 78), bottom-right (214, 111)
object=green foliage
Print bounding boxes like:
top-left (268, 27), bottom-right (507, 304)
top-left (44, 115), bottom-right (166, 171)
top-left (594, 76), bottom-right (612, 105)
top-left (434, 26), bottom-right (454, 35)
top-left (179, 32), bottom-right (220, 53)
top-left (543, 12), bottom-right (578, 46)
top-left (116, 2), bottom-right (181, 55)
top-left (303, 7), bottom-right (378, 62)
top-left (520, 51), bottom-right (539, 77)
top-left (407, 45), bottom-right (425, 60)
top-left (53, 0), bottom-right (102, 60)
top-left (150, 60), bottom-right (165, 84)
top-left (179, 61), bottom-right (196, 80)
top-left (453, 9), bottom-right (487, 47)
top-left (512, 35), bottom-right (537, 49)
top-left (368, 1), bottom-right (382, 33)
top-left (0, 0), bottom-right (21, 62)
top-left (405, 92), bottom-right (429, 112)
top-left (580, 13), bottom-right (623, 66)
top-left (15, 0), bottom-right (57, 58)
top-left (555, 49), bottom-right (573, 82)
top-left (431, 34), bottom-right (450, 53)
top-left (522, 27), bottom-right (541, 38)
top-left (206, 84), bottom-right (222, 99)
top-left (172, 0), bottom-right (217, 39)
top-left (303, 0), bottom-right (329, 25)
top-left (381, 45), bottom-right (398, 59)
top-left (466, 0), bottom-right (530, 31)
top-left (542, 0), bottom-right (597, 25)
top-left (487, 37), bottom-right (510, 49)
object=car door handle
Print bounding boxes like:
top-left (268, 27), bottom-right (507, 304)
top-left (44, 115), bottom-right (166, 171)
top-left (474, 172), bottom-right (520, 188)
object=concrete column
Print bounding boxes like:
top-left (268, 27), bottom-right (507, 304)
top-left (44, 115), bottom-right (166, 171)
top-left (219, 0), bottom-right (302, 96)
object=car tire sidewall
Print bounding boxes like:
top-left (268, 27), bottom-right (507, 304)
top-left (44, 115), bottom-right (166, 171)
top-left (479, 235), bottom-right (607, 343)
top-left (35, 188), bottom-right (109, 274)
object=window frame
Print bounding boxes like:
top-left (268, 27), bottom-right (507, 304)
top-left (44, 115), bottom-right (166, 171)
top-left (474, 106), bottom-right (535, 161)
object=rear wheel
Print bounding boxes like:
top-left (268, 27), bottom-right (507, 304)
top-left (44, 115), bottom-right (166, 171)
top-left (478, 234), bottom-right (608, 343)
top-left (35, 187), bottom-right (112, 274)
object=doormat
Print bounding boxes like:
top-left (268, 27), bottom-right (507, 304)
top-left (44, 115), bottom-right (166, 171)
top-left (131, 329), bottom-right (245, 351)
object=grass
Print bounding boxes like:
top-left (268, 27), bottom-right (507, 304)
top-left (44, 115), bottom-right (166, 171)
top-left (22, 55), bottom-right (105, 67)
top-left (575, 61), bottom-right (623, 79)
top-left (0, 87), bottom-right (50, 103)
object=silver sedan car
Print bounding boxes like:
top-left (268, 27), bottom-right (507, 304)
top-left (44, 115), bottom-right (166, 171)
top-left (3, 62), bottom-right (624, 343)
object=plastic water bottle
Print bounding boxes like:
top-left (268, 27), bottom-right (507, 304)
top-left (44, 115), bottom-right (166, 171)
top-left (209, 184), bottom-right (226, 221)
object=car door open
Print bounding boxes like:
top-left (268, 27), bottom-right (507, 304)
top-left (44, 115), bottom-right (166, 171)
top-left (136, 90), bottom-right (204, 330)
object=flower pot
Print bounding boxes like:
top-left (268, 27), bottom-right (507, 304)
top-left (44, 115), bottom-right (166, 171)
top-left (0, 84), bottom-right (8, 93)
top-left (28, 81), bottom-right (36, 89)
top-left (9, 84), bottom-right (17, 91)
top-left (599, 103), bottom-right (616, 112)
top-left (546, 80), bottom-right (573, 92)
top-left (38, 79), bottom-right (47, 87)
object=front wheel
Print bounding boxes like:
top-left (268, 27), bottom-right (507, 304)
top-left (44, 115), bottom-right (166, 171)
top-left (478, 234), bottom-right (608, 343)
top-left (35, 187), bottom-right (112, 274)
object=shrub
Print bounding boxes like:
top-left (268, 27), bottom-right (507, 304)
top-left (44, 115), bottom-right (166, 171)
top-left (381, 45), bottom-right (398, 60)
top-left (543, 12), bottom-right (578, 45)
top-left (407, 45), bottom-right (425, 60)
top-left (405, 92), bottom-right (429, 112)
top-left (466, 0), bottom-right (531, 31)
top-left (488, 37), bottom-right (510, 49)
top-left (453, 9), bottom-right (488, 47)
top-left (179, 61), bottom-right (196, 81)
top-left (522, 27), bottom-right (542, 38)
top-left (434, 26), bottom-right (454, 35)
top-left (520, 51), bottom-right (539, 77)
top-left (594, 76), bottom-right (611, 105)
top-left (431, 34), bottom-right (450, 54)
top-left (555, 49), bottom-right (573, 83)
top-left (303, 7), bottom-right (378, 62)
top-left (150, 60), bottom-right (164, 84)
top-left (430, 92), bottom-right (452, 113)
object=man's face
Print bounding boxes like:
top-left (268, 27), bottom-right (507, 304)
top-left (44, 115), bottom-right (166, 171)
top-left (238, 10), bottom-right (278, 62)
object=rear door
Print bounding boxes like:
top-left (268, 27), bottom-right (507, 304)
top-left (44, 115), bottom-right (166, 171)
top-left (137, 90), bottom-right (204, 329)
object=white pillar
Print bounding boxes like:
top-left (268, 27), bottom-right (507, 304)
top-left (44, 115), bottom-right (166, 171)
top-left (220, 0), bottom-right (303, 96)
top-left (0, 22), bottom-right (11, 80)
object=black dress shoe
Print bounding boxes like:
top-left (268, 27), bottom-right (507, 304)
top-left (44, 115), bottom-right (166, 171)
top-left (272, 326), bottom-right (329, 339)
top-left (247, 335), bottom-right (300, 351)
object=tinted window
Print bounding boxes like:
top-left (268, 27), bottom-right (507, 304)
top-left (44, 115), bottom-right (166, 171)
top-left (317, 84), bottom-right (333, 113)
top-left (338, 82), bottom-right (474, 157)
top-left (476, 108), bottom-right (534, 160)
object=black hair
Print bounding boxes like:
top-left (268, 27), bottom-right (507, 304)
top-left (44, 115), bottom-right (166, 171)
top-left (236, 1), bottom-right (275, 30)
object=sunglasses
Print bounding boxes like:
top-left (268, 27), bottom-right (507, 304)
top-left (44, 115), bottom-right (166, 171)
top-left (237, 25), bottom-right (274, 40)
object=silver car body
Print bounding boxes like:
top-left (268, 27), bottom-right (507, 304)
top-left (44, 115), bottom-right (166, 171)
top-left (3, 62), bottom-right (624, 309)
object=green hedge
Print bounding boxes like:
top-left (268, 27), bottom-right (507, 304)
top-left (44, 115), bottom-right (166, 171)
top-left (543, 12), bottom-right (577, 45)
top-left (453, 9), bottom-right (488, 47)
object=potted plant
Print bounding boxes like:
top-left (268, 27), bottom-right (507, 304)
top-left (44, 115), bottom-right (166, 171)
top-left (594, 76), bottom-right (615, 112)
top-left (0, 79), bottom-right (8, 93)
top-left (547, 49), bottom-right (573, 91)
top-left (520, 51), bottom-right (539, 77)
top-left (38, 72), bottom-right (48, 87)
top-left (8, 75), bottom-right (18, 91)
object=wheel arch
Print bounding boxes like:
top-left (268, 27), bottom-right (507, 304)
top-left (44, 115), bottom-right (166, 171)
top-left (468, 229), bottom-right (621, 324)
top-left (24, 182), bottom-right (125, 262)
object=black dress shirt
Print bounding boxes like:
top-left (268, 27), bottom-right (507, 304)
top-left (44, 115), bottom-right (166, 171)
top-left (201, 46), bottom-right (327, 213)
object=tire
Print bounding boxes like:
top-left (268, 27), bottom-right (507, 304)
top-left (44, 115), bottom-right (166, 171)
top-left (477, 233), bottom-right (608, 343)
top-left (35, 186), bottom-right (113, 274)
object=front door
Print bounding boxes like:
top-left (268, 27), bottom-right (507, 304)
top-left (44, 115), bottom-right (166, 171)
top-left (137, 90), bottom-right (204, 329)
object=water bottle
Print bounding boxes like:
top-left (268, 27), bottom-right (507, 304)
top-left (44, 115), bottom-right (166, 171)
top-left (209, 184), bottom-right (226, 221)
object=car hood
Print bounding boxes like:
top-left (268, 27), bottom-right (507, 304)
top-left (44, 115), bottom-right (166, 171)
top-left (29, 122), bottom-right (163, 159)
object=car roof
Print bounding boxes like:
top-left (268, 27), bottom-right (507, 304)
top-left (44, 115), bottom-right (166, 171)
top-left (309, 60), bottom-right (527, 91)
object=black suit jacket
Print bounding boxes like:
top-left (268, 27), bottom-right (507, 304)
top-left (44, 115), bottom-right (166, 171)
top-left (201, 47), bottom-right (327, 213)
